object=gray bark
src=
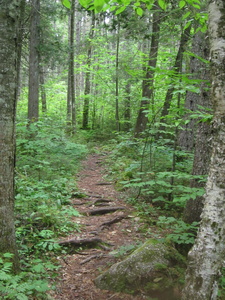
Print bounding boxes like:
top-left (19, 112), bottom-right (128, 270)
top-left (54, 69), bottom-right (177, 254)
top-left (0, 0), bottom-right (20, 270)
top-left (182, 1), bottom-right (225, 299)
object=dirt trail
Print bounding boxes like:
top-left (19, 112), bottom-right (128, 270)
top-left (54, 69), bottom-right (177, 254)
top-left (52, 153), bottom-right (147, 300)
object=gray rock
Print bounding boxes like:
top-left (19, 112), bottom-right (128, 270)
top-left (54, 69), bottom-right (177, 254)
top-left (95, 239), bottom-right (186, 299)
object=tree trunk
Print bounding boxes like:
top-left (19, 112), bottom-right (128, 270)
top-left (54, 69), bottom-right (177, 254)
top-left (67, 0), bottom-right (76, 133)
top-left (123, 82), bottom-right (131, 131)
top-left (0, 0), bottom-right (20, 271)
top-left (40, 64), bottom-right (47, 113)
top-left (82, 12), bottom-right (95, 129)
top-left (182, 31), bottom-right (212, 224)
top-left (134, 2), bottom-right (161, 137)
top-left (160, 25), bottom-right (191, 124)
top-left (28, 0), bottom-right (40, 122)
top-left (16, 0), bottom-right (26, 104)
top-left (182, 1), bottom-right (225, 298)
top-left (115, 20), bottom-right (120, 132)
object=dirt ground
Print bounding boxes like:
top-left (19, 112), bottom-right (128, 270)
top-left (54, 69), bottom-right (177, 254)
top-left (51, 152), bottom-right (151, 300)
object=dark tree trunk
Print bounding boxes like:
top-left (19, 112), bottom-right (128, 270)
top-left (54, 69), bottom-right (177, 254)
top-left (115, 20), bottom-right (120, 131)
top-left (67, 0), bottom-right (76, 133)
top-left (124, 83), bottom-right (131, 131)
top-left (28, 0), bottom-right (40, 122)
top-left (134, 2), bottom-right (161, 137)
top-left (159, 26), bottom-right (191, 124)
top-left (183, 31), bottom-right (212, 224)
top-left (82, 12), bottom-right (95, 129)
top-left (40, 64), bottom-right (47, 113)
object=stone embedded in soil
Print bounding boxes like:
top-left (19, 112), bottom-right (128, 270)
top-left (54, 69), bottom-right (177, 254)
top-left (95, 239), bottom-right (186, 300)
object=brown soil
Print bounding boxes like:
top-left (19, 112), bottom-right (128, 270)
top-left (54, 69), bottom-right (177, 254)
top-left (51, 152), bottom-right (150, 300)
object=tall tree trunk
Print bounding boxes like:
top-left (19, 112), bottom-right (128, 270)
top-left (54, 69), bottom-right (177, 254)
top-left (28, 0), bottom-right (40, 122)
top-left (183, 31), bottom-right (212, 224)
top-left (67, 0), bottom-right (76, 133)
top-left (16, 0), bottom-right (26, 104)
top-left (82, 12), bottom-right (95, 129)
top-left (39, 64), bottom-right (47, 113)
top-left (134, 2), bottom-right (161, 137)
top-left (124, 82), bottom-right (131, 131)
top-left (115, 20), bottom-right (120, 131)
top-left (182, 1), bottom-right (225, 298)
top-left (159, 25), bottom-right (191, 124)
top-left (0, 0), bottom-right (20, 271)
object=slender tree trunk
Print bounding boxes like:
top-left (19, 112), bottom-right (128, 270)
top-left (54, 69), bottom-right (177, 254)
top-left (16, 0), bottom-right (26, 104)
top-left (182, 1), bottom-right (225, 298)
top-left (134, 2), bottom-right (161, 137)
top-left (0, 0), bottom-right (20, 271)
top-left (124, 82), bottom-right (131, 131)
top-left (67, 0), bottom-right (75, 133)
top-left (82, 12), bottom-right (95, 129)
top-left (39, 64), bottom-right (47, 113)
top-left (115, 20), bottom-right (120, 131)
top-left (160, 26), bottom-right (191, 123)
top-left (28, 0), bottom-right (40, 122)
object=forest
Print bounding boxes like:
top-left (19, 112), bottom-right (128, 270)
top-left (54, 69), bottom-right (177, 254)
top-left (0, 0), bottom-right (225, 299)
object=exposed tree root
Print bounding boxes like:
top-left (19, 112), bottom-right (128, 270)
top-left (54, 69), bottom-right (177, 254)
top-left (86, 207), bottom-right (125, 216)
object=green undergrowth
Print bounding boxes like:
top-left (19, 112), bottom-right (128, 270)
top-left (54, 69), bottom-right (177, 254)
top-left (0, 118), bottom-right (88, 299)
top-left (100, 133), bottom-right (203, 251)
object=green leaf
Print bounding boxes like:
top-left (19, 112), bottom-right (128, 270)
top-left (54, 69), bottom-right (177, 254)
top-left (179, 0), bottom-right (186, 8)
top-left (136, 7), bottom-right (143, 16)
top-left (182, 11), bottom-right (191, 20)
top-left (158, 0), bottom-right (167, 10)
top-left (79, 0), bottom-right (89, 8)
top-left (115, 6), bottom-right (126, 14)
top-left (62, 0), bottom-right (71, 9)
top-left (94, 0), bottom-right (105, 12)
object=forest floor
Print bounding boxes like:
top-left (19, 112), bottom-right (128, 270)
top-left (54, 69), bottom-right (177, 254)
top-left (50, 151), bottom-right (155, 300)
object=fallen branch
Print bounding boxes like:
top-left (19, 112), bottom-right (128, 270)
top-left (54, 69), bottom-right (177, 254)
top-left (86, 206), bottom-right (125, 216)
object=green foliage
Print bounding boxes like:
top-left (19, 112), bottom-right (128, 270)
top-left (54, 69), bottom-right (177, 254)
top-left (157, 217), bottom-right (199, 245)
top-left (0, 253), bottom-right (57, 300)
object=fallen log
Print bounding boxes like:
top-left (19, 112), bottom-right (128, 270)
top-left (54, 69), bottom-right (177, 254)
top-left (86, 206), bottom-right (126, 216)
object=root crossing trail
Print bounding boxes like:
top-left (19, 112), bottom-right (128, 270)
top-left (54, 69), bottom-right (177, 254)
top-left (51, 153), bottom-right (147, 300)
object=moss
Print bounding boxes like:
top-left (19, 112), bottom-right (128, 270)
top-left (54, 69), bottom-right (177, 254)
top-left (95, 239), bottom-right (186, 298)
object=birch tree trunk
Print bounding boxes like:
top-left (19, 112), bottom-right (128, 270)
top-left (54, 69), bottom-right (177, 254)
top-left (182, 1), bottom-right (225, 299)
top-left (0, 0), bottom-right (20, 271)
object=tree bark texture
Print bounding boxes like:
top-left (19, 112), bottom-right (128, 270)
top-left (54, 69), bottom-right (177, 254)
top-left (183, 31), bottom-right (212, 224)
top-left (182, 1), bottom-right (225, 299)
top-left (134, 2), bottom-right (161, 137)
top-left (28, 0), bottom-right (40, 122)
top-left (0, 0), bottom-right (20, 270)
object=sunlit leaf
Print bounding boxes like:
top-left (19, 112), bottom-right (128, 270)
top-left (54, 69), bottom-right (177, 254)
top-left (158, 0), bottom-right (167, 10)
top-left (62, 0), bottom-right (71, 9)
top-left (136, 7), bottom-right (143, 16)
top-left (179, 0), bottom-right (186, 8)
